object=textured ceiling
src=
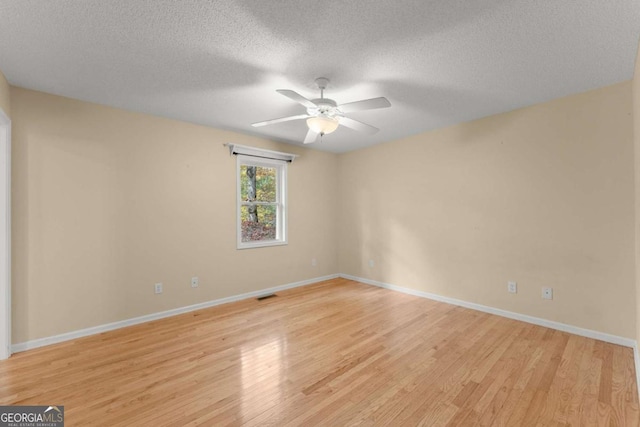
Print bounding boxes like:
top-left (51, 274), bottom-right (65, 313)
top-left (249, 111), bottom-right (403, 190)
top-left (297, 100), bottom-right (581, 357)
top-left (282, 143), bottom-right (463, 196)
top-left (0, 1), bottom-right (639, 153)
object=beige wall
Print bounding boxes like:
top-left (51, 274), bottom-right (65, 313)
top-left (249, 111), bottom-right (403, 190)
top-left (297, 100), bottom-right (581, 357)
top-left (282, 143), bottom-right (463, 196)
top-left (10, 77), bottom-right (637, 343)
top-left (339, 82), bottom-right (636, 338)
top-left (0, 69), bottom-right (9, 117)
top-left (10, 87), bottom-right (339, 343)
top-left (634, 41), bottom-right (640, 347)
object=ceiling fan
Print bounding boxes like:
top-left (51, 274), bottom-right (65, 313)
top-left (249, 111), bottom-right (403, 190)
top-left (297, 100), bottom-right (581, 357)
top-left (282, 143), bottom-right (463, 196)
top-left (251, 77), bottom-right (391, 144)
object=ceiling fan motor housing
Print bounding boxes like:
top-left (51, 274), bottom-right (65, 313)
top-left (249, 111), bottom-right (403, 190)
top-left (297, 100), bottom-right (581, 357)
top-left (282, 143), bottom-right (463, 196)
top-left (308, 98), bottom-right (338, 118)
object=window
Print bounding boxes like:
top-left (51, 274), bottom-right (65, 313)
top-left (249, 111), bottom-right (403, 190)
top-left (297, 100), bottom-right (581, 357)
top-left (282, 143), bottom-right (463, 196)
top-left (237, 155), bottom-right (287, 249)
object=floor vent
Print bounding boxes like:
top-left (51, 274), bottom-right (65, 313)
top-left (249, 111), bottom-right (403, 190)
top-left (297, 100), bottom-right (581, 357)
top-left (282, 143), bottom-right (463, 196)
top-left (256, 293), bottom-right (277, 301)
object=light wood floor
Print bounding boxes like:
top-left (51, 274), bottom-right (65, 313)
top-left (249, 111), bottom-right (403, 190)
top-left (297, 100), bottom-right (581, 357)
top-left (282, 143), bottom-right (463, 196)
top-left (0, 278), bottom-right (638, 426)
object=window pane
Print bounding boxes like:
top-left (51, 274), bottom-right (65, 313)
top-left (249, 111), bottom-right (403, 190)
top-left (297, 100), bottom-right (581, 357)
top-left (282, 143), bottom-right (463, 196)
top-left (241, 204), bottom-right (277, 242)
top-left (240, 165), bottom-right (277, 203)
top-left (236, 156), bottom-right (287, 249)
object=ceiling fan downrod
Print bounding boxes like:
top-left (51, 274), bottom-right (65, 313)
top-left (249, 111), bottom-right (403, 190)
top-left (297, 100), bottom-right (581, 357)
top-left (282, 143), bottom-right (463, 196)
top-left (315, 77), bottom-right (329, 99)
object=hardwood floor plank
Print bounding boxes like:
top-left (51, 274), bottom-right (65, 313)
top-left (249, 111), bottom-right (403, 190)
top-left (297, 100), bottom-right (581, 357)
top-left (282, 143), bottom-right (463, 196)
top-left (551, 336), bottom-right (590, 424)
top-left (598, 343), bottom-right (614, 405)
top-left (0, 278), bottom-right (637, 426)
top-left (612, 344), bottom-right (640, 427)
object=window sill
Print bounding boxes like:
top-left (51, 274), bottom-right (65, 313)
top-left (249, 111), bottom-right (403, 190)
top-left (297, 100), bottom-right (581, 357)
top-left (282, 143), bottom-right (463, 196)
top-left (237, 240), bottom-right (288, 250)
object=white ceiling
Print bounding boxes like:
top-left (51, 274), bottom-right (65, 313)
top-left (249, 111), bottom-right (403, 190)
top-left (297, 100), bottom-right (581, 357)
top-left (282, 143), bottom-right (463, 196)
top-left (0, 1), bottom-right (638, 153)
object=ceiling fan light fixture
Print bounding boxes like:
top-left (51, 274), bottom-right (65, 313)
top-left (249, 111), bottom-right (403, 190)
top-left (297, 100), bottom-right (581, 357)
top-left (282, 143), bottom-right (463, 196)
top-left (306, 116), bottom-right (339, 135)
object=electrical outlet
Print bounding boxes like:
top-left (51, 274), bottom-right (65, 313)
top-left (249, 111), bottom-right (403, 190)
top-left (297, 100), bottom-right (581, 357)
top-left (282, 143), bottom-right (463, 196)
top-left (542, 287), bottom-right (553, 300)
top-left (154, 283), bottom-right (163, 294)
top-left (368, 259), bottom-right (375, 267)
top-left (311, 258), bottom-right (317, 267)
top-left (508, 281), bottom-right (517, 294)
top-left (191, 277), bottom-right (199, 288)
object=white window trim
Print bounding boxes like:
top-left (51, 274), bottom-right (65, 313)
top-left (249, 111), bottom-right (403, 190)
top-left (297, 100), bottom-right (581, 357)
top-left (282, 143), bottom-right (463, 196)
top-left (236, 155), bottom-right (288, 249)
top-left (0, 109), bottom-right (10, 360)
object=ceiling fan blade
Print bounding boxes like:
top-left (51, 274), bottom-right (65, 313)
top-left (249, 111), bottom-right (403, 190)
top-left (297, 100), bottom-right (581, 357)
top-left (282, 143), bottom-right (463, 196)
top-left (303, 128), bottom-right (319, 144)
top-left (338, 116), bottom-right (379, 135)
top-left (276, 89), bottom-right (317, 109)
top-left (251, 114), bottom-right (309, 127)
top-left (338, 97), bottom-right (391, 113)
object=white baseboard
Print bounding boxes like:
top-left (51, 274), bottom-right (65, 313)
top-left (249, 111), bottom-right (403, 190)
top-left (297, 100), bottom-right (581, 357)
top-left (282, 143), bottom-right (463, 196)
top-left (12, 274), bottom-right (339, 353)
top-left (340, 273), bottom-right (636, 348)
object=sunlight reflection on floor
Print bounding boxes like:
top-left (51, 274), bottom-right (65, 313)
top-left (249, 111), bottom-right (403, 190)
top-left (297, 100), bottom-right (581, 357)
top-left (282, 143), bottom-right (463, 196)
top-left (240, 335), bottom-right (287, 420)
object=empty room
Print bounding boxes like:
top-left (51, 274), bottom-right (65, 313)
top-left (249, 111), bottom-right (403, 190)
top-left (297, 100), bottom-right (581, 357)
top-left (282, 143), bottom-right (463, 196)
top-left (1, 1), bottom-right (640, 426)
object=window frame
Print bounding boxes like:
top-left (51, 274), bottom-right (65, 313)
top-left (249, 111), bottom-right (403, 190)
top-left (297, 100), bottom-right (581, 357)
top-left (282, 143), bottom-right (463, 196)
top-left (236, 155), bottom-right (288, 249)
